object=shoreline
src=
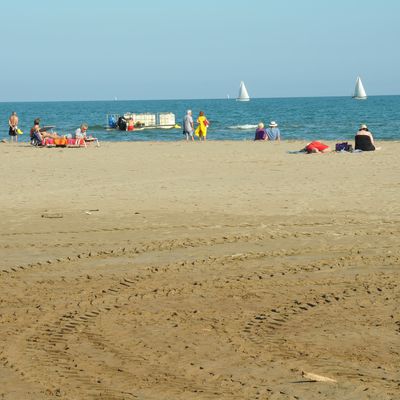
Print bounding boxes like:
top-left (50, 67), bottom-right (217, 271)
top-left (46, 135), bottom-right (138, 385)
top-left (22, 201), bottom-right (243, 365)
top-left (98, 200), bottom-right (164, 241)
top-left (2, 138), bottom-right (400, 144)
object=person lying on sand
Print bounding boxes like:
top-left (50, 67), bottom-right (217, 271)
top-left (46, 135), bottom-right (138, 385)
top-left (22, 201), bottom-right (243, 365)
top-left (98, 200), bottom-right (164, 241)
top-left (303, 141), bottom-right (331, 153)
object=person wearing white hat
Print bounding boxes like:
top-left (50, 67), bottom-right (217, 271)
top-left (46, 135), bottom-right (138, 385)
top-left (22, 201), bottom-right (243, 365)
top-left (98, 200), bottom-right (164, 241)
top-left (355, 123), bottom-right (378, 151)
top-left (266, 121), bottom-right (281, 141)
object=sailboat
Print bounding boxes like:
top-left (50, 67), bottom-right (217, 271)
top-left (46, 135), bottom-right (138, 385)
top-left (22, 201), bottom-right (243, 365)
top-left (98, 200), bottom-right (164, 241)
top-left (236, 81), bottom-right (250, 102)
top-left (352, 76), bottom-right (367, 100)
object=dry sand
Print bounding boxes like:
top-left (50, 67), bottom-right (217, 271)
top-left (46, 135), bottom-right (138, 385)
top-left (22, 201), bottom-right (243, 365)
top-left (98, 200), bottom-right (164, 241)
top-left (0, 140), bottom-right (399, 399)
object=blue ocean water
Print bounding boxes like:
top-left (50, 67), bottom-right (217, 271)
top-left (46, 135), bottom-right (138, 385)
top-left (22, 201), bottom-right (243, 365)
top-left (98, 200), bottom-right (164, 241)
top-left (1, 96), bottom-right (399, 142)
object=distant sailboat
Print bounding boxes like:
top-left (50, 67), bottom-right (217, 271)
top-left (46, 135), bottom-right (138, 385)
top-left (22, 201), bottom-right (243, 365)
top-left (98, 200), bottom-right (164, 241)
top-left (236, 81), bottom-right (250, 102)
top-left (352, 76), bottom-right (367, 100)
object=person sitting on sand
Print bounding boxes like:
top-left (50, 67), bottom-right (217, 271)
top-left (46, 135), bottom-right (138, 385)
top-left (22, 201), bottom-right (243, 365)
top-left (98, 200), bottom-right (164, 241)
top-left (266, 121), bottom-right (281, 141)
top-left (304, 141), bottom-right (331, 153)
top-left (254, 122), bottom-right (267, 140)
top-left (355, 124), bottom-right (379, 151)
top-left (30, 118), bottom-right (60, 144)
top-left (75, 123), bottom-right (89, 139)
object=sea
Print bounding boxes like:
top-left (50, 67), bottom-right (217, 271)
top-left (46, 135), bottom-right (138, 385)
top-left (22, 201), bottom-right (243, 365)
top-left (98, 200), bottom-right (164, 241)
top-left (1, 96), bottom-right (399, 142)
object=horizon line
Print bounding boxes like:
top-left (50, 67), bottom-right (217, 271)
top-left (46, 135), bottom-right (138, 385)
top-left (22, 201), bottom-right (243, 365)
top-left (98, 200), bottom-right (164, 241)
top-left (1, 93), bottom-right (398, 104)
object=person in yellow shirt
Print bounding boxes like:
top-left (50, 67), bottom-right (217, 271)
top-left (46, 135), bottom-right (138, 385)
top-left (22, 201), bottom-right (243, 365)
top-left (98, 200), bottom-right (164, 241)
top-left (195, 111), bottom-right (209, 141)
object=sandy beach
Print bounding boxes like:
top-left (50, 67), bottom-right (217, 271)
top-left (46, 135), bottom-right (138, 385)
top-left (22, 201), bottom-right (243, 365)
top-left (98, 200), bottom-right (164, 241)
top-left (0, 140), bottom-right (399, 399)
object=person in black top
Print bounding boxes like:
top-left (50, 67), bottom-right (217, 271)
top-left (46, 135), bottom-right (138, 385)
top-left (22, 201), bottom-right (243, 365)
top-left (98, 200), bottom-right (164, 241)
top-left (355, 124), bottom-right (377, 151)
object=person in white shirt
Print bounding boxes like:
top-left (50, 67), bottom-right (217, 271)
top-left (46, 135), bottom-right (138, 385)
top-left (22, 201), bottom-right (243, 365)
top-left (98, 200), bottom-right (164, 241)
top-left (75, 123), bottom-right (88, 139)
top-left (183, 110), bottom-right (194, 141)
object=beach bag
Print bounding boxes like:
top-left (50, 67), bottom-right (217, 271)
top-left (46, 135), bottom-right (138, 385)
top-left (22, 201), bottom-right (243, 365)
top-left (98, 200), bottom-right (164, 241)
top-left (335, 142), bottom-right (352, 152)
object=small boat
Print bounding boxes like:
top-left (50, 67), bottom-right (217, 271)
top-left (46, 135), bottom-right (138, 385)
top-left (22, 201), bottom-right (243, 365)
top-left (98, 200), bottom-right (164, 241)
top-left (236, 81), bottom-right (250, 102)
top-left (352, 76), bottom-right (367, 100)
top-left (106, 112), bottom-right (178, 131)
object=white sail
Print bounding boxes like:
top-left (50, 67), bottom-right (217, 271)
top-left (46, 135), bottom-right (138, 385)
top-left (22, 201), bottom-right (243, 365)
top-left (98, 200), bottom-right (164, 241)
top-left (353, 76), bottom-right (367, 99)
top-left (236, 81), bottom-right (250, 101)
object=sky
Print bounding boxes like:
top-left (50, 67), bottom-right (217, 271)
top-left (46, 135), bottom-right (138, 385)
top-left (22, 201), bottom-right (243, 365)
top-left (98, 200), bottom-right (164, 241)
top-left (1, 0), bottom-right (399, 101)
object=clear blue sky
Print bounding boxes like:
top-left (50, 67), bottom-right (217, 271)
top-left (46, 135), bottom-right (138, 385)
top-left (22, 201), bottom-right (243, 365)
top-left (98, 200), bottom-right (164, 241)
top-left (1, 0), bottom-right (399, 101)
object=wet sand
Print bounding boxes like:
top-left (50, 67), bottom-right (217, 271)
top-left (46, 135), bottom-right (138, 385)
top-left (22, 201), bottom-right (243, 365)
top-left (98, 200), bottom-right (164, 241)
top-left (0, 141), bottom-right (399, 399)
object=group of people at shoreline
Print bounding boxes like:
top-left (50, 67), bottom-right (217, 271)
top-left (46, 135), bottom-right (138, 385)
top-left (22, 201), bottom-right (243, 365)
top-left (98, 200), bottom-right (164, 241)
top-left (5, 112), bottom-right (92, 146)
top-left (182, 110), bottom-right (209, 141)
top-left (5, 111), bottom-right (379, 152)
top-left (253, 120), bottom-right (378, 152)
top-left (254, 121), bottom-right (281, 141)
top-left (30, 118), bottom-right (90, 146)
top-left (299, 124), bottom-right (379, 153)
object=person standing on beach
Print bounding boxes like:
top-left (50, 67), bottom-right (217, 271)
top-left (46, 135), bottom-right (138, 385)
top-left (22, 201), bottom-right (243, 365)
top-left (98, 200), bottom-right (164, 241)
top-left (195, 111), bottom-right (209, 141)
top-left (183, 110), bottom-right (194, 141)
top-left (266, 121), bottom-right (281, 141)
top-left (8, 112), bottom-right (19, 143)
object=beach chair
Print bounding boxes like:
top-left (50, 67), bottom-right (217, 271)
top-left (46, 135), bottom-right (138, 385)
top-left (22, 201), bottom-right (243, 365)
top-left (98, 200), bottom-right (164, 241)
top-left (67, 138), bottom-right (87, 148)
top-left (66, 137), bottom-right (100, 148)
top-left (43, 138), bottom-right (56, 147)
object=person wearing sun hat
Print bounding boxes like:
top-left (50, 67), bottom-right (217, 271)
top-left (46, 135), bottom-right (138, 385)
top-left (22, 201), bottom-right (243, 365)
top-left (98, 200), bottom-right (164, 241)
top-left (266, 121), bottom-right (281, 141)
top-left (355, 123), bottom-right (378, 151)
